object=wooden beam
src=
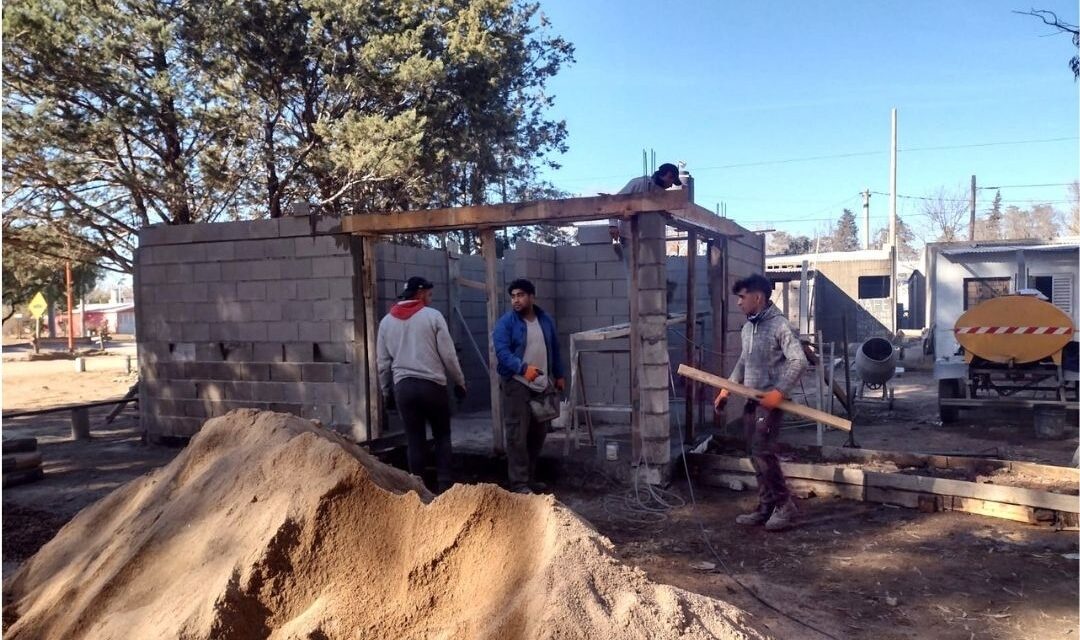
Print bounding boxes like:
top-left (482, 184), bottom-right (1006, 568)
top-left (361, 236), bottom-right (382, 440)
top-left (678, 364), bottom-right (852, 431)
top-left (481, 229), bottom-right (504, 454)
top-left (668, 202), bottom-right (750, 238)
top-left (684, 230), bottom-right (698, 441)
top-left (341, 190), bottom-right (689, 235)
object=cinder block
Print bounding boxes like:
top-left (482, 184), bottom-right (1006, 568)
top-left (204, 242), bottom-right (235, 262)
top-left (332, 363), bottom-right (355, 383)
top-left (295, 235), bottom-right (346, 258)
top-left (275, 280), bottom-right (298, 302)
top-left (314, 342), bottom-right (349, 363)
top-left (563, 262), bottom-right (596, 280)
top-left (236, 281), bottom-right (267, 301)
top-left (192, 263), bottom-right (222, 282)
top-left (179, 283), bottom-right (209, 303)
top-left (284, 342), bottom-right (315, 363)
top-left (580, 280), bottom-right (612, 298)
top-left (296, 279), bottom-right (330, 300)
top-left (331, 404), bottom-right (354, 429)
top-left (596, 297), bottom-right (628, 315)
top-left (182, 323), bottom-right (211, 342)
top-left (189, 219), bottom-right (280, 243)
top-left (309, 299), bottom-right (347, 321)
top-left (269, 363), bottom-right (303, 382)
top-left (560, 298), bottom-right (596, 317)
top-left (207, 282), bottom-right (237, 301)
top-left (253, 343), bottom-right (286, 362)
top-left (637, 237), bottom-right (666, 266)
top-left (298, 321), bottom-right (330, 341)
top-left (248, 302), bottom-right (284, 322)
top-left (195, 381), bottom-right (226, 402)
top-left (640, 341), bottom-right (670, 366)
top-left (301, 404), bottom-right (334, 425)
top-left (266, 322), bottom-right (299, 342)
top-left (302, 363), bottom-right (334, 382)
top-left (221, 342), bottom-right (253, 363)
top-left (381, 261), bottom-right (405, 282)
top-left (638, 290), bottom-right (666, 316)
top-left (638, 265), bottom-right (665, 290)
top-left (312, 257), bottom-right (348, 278)
top-left (281, 259), bottom-right (313, 279)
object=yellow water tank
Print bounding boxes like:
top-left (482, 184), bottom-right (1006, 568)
top-left (954, 295), bottom-right (1075, 365)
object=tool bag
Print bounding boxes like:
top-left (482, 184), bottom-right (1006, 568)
top-left (528, 382), bottom-right (561, 423)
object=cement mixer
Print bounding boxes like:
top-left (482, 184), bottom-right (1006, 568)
top-left (854, 337), bottom-right (899, 409)
top-left (935, 294), bottom-right (1079, 424)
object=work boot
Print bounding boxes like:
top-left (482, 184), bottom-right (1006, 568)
top-left (764, 499), bottom-right (798, 532)
top-left (734, 505), bottom-right (772, 526)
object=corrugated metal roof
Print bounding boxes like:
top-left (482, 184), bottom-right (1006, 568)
top-left (941, 243), bottom-right (1079, 257)
top-left (766, 248), bottom-right (892, 265)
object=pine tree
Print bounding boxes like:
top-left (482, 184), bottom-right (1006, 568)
top-left (986, 190), bottom-right (1003, 240)
top-left (831, 209), bottom-right (860, 251)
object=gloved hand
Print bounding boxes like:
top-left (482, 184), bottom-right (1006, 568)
top-left (454, 384), bottom-right (467, 400)
top-left (554, 377), bottom-right (566, 392)
top-left (524, 365), bottom-right (542, 382)
top-left (713, 388), bottom-right (730, 412)
top-left (760, 389), bottom-right (784, 410)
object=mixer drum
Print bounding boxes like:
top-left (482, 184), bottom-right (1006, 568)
top-left (954, 295), bottom-right (1075, 365)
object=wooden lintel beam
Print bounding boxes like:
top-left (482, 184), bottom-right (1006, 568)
top-left (678, 364), bottom-right (852, 431)
top-left (341, 190), bottom-right (689, 235)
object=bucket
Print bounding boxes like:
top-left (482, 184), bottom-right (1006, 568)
top-left (1034, 407), bottom-right (1067, 440)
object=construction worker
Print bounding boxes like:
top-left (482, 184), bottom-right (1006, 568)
top-left (714, 273), bottom-right (808, 531)
top-left (492, 278), bottom-right (565, 494)
top-left (608, 162), bottom-right (682, 257)
top-left (377, 276), bottom-right (466, 493)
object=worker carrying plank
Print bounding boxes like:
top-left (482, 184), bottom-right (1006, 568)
top-left (713, 273), bottom-right (808, 531)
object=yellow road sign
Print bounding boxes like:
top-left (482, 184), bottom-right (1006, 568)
top-left (28, 292), bottom-right (48, 319)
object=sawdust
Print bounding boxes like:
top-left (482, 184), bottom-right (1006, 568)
top-left (3, 409), bottom-right (761, 640)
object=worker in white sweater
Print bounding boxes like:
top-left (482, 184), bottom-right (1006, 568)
top-left (377, 276), bottom-right (466, 493)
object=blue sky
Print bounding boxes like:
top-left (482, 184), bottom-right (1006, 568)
top-left (535, 0), bottom-right (1079, 242)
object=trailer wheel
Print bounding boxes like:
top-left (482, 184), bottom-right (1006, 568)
top-left (939, 379), bottom-right (960, 423)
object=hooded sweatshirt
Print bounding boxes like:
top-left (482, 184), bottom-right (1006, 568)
top-left (728, 302), bottom-right (808, 395)
top-left (377, 301), bottom-right (466, 394)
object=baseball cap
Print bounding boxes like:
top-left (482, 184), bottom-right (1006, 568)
top-left (657, 163), bottom-right (683, 186)
top-left (399, 276), bottom-right (434, 299)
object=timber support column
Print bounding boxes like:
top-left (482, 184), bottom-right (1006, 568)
top-left (630, 212), bottom-right (670, 484)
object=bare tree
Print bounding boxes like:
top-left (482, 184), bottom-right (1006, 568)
top-left (1016, 9), bottom-right (1080, 79)
top-left (1068, 181), bottom-right (1080, 235)
top-left (920, 186), bottom-right (969, 242)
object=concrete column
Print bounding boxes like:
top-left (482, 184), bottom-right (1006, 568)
top-left (633, 212), bottom-right (670, 473)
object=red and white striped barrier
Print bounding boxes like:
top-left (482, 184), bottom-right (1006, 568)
top-left (954, 326), bottom-right (1074, 335)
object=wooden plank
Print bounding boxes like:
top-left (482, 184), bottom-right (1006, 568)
top-left (629, 214), bottom-right (642, 462)
top-left (481, 229), bottom-right (504, 454)
top-left (667, 202), bottom-right (750, 238)
top-left (2, 451), bottom-right (42, 472)
top-left (361, 236), bottom-right (382, 440)
top-left (342, 190), bottom-right (689, 235)
top-left (864, 470), bottom-right (1079, 513)
top-left (684, 229), bottom-right (698, 441)
top-left (2, 438), bottom-right (37, 454)
top-left (677, 364), bottom-right (852, 431)
top-left (948, 496), bottom-right (1043, 525)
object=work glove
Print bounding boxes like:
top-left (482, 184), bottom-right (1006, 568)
top-left (555, 377), bottom-right (566, 392)
top-left (760, 389), bottom-right (784, 410)
top-left (454, 384), bottom-right (467, 400)
top-left (713, 389), bottom-right (730, 412)
top-left (524, 365), bottom-right (542, 382)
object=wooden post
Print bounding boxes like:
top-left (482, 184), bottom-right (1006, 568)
top-left (446, 240), bottom-right (462, 343)
top-left (684, 230), bottom-right (698, 441)
top-left (361, 236), bottom-right (382, 440)
top-left (71, 407), bottom-right (90, 440)
top-left (65, 261), bottom-right (75, 353)
top-left (481, 228), bottom-right (504, 454)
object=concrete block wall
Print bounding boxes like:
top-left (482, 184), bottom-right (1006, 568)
top-left (137, 216), bottom-right (363, 442)
top-left (634, 213), bottom-right (671, 467)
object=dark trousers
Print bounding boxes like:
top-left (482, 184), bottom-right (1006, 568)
top-left (503, 379), bottom-right (547, 488)
top-left (743, 401), bottom-right (791, 509)
top-left (394, 377), bottom-right (452, 487)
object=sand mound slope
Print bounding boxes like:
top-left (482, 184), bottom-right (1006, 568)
top-left (3, 409), bottom-right (761, 640)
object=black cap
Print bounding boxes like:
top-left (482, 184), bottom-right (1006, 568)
top-left (399, 276), bottom-right (434, 299)
top-left (657, 163), bottom-right (683, 186)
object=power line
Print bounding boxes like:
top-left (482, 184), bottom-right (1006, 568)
top-left (977, 182), bottom-right (1076, 189)
top-left (868, 190), bottom-right (1069, 204)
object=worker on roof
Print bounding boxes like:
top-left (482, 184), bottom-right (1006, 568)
top-left (608, 162), bottom-right (682, 258)
top-left (714, 273), bottom-right (808, 531)
top-left (377, 276), bottom-right (467, 494)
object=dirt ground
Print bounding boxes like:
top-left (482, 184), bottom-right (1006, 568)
top-left (2, 345), bottom-right (137, 413)
top-left (2, 356), bottom-right (1078, 639)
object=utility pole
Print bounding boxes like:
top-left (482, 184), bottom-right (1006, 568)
top-left (889, 108), bottom-right (899, 334)
top-left (968, 175), bottom-right (977, 241)
top-left (66, 261), bottom-right (75, 353)
top-left (862, 189), bottom-right (871, 249)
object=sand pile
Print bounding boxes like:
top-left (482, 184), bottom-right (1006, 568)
top-left (3, 409), bottom-right (761, 640)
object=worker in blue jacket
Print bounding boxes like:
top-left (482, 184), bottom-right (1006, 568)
top-left (492, 278), bottom-right (565, 494)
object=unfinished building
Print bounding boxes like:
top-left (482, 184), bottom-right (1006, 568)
top-left (136, 188), bottom-right (763, 475)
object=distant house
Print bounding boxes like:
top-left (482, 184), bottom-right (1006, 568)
top-left (74, 302), bottom-right (137, 336)
top-left (765, 249), bottom-right (925, 344)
